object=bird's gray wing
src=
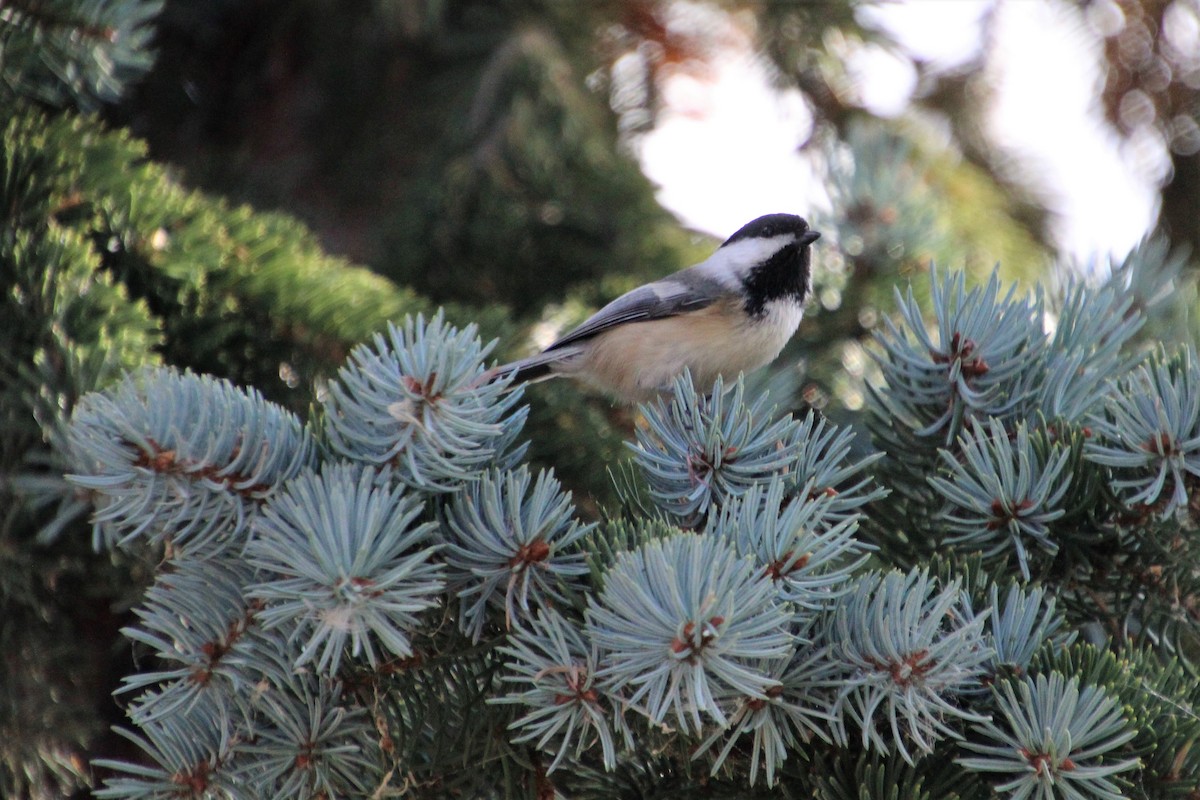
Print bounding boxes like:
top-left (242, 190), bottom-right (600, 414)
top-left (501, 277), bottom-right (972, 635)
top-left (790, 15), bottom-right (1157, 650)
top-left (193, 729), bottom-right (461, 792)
top-left (543, 268), bottom-right (729, 352)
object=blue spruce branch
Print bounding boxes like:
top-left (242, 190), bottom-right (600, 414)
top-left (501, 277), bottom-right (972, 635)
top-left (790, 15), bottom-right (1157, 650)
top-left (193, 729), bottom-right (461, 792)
top-left (633, 374), bottom-right (805, 526)
top-left (322, 311), bottom-right (528, 492)
top-left (1037, 274), bottom-right (1142, 422)
top-left (692, 619), bottom-right (844, 786)
top-left (117, 557), bottom-right (265, 726)
top-left (55, 259), bottom-right (1200, 796)
top-left (829, 568), bottom-right (991, 763)
top-left (1087, 345), bottom-right (1200, 513)
top-left (441, 466), bottom-right (593, 642)
top-left (247, 463), bottom-right (444, 673)
top-left (957, 672), bottom-right (1138, 800)
top-left (980, 583), bottom-right (1075, 682)
top-left (872, 266), bottom-right (1044, 446)
top-left (586, 533), bottom-right (794, 735)
top-left (706, 478), bottom-right (869, 610)
top-left (930, 418), bottom-right (1073, 580)
top-left (493, 609), bottom-right (617, 772)
top-left (234, 672), bottom-right (382, 799)
top-left (633, 372), bottom-right (883, 528)
top-left (66, 367), bottom-right (316, 552)
top-left (94, 695), bottom-right (238, 799)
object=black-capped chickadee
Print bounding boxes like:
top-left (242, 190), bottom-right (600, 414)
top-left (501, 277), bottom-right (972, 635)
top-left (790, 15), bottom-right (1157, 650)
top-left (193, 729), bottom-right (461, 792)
top-left (497, 213), bottom-right (820, 404)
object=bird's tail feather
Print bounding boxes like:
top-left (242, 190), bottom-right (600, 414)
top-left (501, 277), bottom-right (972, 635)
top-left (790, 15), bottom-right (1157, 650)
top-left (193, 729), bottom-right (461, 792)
top-left (491, 350), bottom-right (570, 386)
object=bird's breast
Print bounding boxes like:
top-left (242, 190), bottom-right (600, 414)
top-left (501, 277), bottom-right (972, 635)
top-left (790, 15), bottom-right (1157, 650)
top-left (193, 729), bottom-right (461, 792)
top-left (571, 298), bottom-right (804, 403)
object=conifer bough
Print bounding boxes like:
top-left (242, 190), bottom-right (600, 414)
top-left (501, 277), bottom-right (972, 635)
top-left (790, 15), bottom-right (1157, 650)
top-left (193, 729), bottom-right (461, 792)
top-left (62, 259), bottom-right (1200, 797)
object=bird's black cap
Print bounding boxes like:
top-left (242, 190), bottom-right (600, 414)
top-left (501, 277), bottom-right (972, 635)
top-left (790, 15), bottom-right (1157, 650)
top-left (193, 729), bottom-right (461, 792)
top-left (721, 213), bottom-right (817, 248)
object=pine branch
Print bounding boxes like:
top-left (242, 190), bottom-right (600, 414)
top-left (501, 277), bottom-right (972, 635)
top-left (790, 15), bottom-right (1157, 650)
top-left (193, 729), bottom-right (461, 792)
top-left (0, 0), bottom-right (164, 111)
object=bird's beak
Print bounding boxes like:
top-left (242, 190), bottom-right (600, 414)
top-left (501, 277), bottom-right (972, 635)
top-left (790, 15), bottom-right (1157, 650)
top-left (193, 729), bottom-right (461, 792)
top-left (799, 230), bottom-right (821, 245)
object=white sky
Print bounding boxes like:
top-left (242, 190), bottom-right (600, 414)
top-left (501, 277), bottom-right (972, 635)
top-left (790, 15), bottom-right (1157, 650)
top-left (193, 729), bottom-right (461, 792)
top-left (636, 0), bottom-right (1161, 261)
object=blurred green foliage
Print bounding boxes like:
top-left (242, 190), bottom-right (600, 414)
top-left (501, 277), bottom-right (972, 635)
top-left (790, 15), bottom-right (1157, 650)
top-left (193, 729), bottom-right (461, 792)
top-left (4, 0), bottom-right (1200, 795)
